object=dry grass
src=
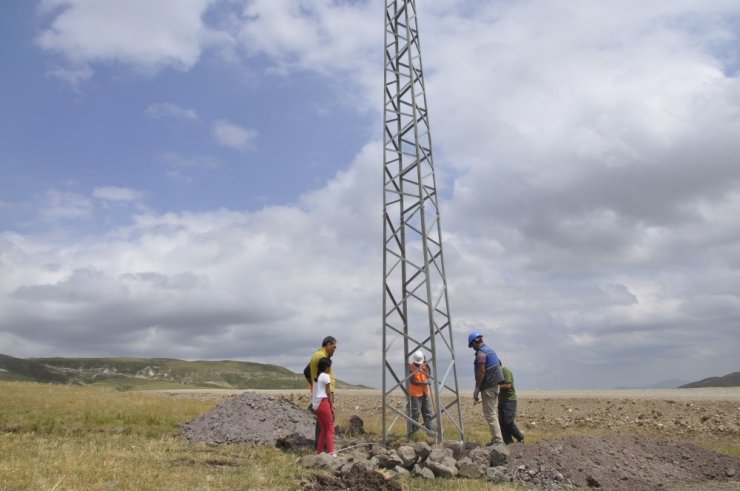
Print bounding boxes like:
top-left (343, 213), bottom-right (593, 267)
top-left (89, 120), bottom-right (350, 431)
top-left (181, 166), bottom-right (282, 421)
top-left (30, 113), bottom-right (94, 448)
top-left (0, 382), bottom-right (302, 490)
top-left (0, 383), bottom-right (519, 490)
top-left (3, 382), bottom-right (737, 490)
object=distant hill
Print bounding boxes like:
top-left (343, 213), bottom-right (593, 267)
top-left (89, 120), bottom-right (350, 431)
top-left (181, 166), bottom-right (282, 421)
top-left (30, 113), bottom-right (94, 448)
top-left (0, 354), bottom-right (369, 390)
top-left (679, 371), bottom-right (740, 388)
top-left (644, 378), bottom-right (690, 389)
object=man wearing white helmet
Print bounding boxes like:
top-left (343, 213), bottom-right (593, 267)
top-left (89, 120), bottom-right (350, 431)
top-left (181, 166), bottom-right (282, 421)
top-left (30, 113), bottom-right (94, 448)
top-left (468, 331), bottom-right (505, 445)
top-left (408, 350), bottom-right (433, 435)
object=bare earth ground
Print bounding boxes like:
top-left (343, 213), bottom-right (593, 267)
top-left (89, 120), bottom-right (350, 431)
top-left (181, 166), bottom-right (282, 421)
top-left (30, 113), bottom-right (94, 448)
top-left (169, 388), bottom-right (740, 490)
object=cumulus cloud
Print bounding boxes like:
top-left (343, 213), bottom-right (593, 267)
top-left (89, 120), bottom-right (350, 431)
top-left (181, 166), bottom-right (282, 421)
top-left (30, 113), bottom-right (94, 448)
top-left (211, 120), bottom-right (258, 151)
top-left (35, 0), bottom-right (229, 80)
top-left (8, 1), bottom-right (740, 388)
top-left (0, 145), bottom-right (381, 383)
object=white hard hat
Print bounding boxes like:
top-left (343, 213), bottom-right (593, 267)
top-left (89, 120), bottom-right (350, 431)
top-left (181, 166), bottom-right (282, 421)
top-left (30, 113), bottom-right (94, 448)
top-left (411, 350), bottom-right (424, 364)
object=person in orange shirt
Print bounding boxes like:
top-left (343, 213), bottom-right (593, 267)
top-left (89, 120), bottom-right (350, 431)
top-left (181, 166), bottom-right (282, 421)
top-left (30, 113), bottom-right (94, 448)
top-left (408, 350), bottom-right (433, 435)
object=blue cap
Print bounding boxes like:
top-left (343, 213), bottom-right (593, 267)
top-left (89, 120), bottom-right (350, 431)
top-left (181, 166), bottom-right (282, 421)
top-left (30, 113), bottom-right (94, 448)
top-left (468, 331), bottom-right (483, 348)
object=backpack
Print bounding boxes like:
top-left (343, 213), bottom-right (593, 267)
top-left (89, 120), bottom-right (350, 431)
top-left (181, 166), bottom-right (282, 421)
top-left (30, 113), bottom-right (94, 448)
top-left (303, 363), bottom-right (312, 384)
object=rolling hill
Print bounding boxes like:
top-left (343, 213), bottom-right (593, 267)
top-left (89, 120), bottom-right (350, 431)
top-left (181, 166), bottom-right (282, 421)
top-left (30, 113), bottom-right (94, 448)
top-left (0, 354), bottom-right (367, 390)
top-left (679, 371), bottom-right (740, 388)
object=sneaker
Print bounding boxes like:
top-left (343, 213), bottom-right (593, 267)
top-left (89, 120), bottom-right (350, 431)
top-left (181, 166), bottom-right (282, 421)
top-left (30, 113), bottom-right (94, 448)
top-left (329, 452), bottom-right (338, 458)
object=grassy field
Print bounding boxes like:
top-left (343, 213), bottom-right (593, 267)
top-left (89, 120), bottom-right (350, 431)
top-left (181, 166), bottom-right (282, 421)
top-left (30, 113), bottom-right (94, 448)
top-left (0, 382), bottom-right (520, 490)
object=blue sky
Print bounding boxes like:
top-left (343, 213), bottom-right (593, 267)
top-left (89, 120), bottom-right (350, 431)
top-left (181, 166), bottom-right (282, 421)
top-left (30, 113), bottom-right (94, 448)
top-left (1, 0), bottom-right (739, 390)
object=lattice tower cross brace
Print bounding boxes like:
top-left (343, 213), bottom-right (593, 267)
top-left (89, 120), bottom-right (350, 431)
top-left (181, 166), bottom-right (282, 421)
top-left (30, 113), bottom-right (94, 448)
top-left (381, 0), bottom-right (465, 444)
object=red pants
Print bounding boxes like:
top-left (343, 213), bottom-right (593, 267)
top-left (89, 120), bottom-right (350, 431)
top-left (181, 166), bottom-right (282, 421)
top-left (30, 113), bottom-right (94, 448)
top-left (315, 398), bottom-right (335, 454)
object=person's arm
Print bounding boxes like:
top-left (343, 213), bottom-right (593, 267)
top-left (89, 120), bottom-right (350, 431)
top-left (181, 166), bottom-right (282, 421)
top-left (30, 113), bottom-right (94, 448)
top-left (500, 367), bottom-right (513, 390)
top-left (473, 358), bottom-right (485, 401)
top-left (323, 374), bottom-right (335, 413)
top-left (475, 360), bottom-right (485, 388)
top-left (409, 365), bottom-right (424, 385)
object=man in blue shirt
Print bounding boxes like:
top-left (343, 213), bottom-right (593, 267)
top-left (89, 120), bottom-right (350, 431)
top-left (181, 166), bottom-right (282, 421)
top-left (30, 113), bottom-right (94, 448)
top-left (469, 331), bottom-right (505, 445)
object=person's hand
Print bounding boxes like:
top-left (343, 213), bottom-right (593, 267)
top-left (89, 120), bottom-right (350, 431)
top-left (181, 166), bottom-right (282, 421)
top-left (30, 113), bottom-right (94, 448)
top-left (473, 387), bottom-right (480, 403)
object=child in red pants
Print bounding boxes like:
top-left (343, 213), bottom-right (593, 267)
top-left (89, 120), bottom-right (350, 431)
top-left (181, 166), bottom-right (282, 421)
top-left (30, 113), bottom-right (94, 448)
top-left (312, 357), bottom-right (335, 455)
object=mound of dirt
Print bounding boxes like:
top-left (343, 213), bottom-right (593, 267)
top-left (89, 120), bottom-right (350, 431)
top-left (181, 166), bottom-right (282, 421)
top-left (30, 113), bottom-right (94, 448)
top-left (181, 391), bottom-right (316, 445)
top-left (182, 392), bottom-right (739, 489)
top-left (507, 435), bottom-right (739, 490)
top-left (299, 463), bottom-right (403, 491)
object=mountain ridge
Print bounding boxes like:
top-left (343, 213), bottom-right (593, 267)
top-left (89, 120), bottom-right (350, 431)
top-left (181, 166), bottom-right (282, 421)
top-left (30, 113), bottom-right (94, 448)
top-left (0, 353), bottom-right (369, 390)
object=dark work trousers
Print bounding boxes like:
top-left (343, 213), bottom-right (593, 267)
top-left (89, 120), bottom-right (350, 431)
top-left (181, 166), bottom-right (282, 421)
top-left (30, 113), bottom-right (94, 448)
top-left (410, 395), bottom-right (434, 433)
top-left (498, 399), bottom-right (525, 443)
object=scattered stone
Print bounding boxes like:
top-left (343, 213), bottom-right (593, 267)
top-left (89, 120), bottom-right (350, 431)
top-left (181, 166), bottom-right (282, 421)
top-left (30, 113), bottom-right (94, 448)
top-left (426, 457), bottom-right (459, 478)
top-left (443, 440), bottom-right (465, 459)
top-left (427, 445), bottom-right (453, 463)
top-left (485, 465), bottom-right (508, 483)
top-left (489, 444), bottom-right (510, 466)
top-left (375, 450), bottom-right (404, 469)
top-left (456, 457), bottom-right (485, 479)
top-left (396, 445), bottom-right (418, 467)
top-left (346, 415), bottom-right (366, 435)
top-left (413, 441), bottom-right (432, 460)
top-left (469, 447), bottom-right (491, 466)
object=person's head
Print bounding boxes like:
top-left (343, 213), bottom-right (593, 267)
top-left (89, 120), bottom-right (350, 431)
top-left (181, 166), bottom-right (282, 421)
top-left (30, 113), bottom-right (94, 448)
top-left (322, 336), bottom-right (337, 357)
top-left (411, 350), bottom-right (424, 365)
top-left (468, 331), bottom-right (483, 349)
top-left (317, 356), bottom-right (332, 376)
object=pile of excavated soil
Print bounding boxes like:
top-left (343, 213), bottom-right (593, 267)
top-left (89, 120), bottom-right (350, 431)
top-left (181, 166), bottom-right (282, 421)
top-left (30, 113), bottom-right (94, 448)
top-left (507, 435), bottom-right (739, 490)
top-left (181, 391), bottom-right (739, 489)
top-left (182, 391), bottom-right (316, 445)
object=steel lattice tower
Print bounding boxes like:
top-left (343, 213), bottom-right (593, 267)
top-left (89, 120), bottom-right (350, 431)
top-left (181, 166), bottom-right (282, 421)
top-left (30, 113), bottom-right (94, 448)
top-left (382, 0), bottom-right (464, 443)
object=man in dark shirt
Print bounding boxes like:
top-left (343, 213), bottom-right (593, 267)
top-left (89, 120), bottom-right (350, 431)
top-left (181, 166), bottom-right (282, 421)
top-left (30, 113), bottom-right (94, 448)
top-left (498, 365), bottom-right (525, 444)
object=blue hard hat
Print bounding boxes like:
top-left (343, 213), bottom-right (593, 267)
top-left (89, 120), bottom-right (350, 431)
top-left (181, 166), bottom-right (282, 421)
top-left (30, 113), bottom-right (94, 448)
top-left (468, 331), bottom-right (483, 348)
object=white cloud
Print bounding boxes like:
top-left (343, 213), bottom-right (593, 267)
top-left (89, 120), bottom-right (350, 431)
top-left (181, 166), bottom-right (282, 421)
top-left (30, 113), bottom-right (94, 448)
top-left (93, 186), bottom-right (143, 202)
top-left (8, 1), bottom-right (740, 389)
top-left (145, 102), bottom-right (198, 121)
top-left (35, 0), bottom-right (229, 79)
top-left (0, 147), bottom-right (381, 384)
top-left (211, 119), bottom-right (258, 151)
top-left (41, 189), bottom-right (92, 220)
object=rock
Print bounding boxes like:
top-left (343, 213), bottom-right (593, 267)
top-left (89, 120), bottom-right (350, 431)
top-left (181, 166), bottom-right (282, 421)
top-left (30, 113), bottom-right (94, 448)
top-left (426, 457), bottom-right (459, 478)
top-left (727, 468), bottom-right (736, 478)
top-left (457, 457), bottom-right (485, 479)
top-left (393, 465), bottom-right (410, 476)
top-left (486, 465), bottom-right (508, 483)
top-left (469, 447), bottom-right (491, 466)
top-left (413, 441), bottom-right (432, 460)
top-left (299, 453), bottom-right (345, 473)
top-left (427, 446), bottom-right (454, 463)
top-left (396, 445), bottom-right (418, 467)
top-left (369, 444), bottom-right (388, 457)
top-left (489, 444), bottom-right (510, 466)
top-left (274, 433), bottom-right (313, 450)
top-left (443, 440), bottom-right (465, 459)
top-left (418, 466), bottom-right (436, 479)
top-left (376, 450), bottom-right (404, 469)
top-left (347, 415), bottom-right (366, 435)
